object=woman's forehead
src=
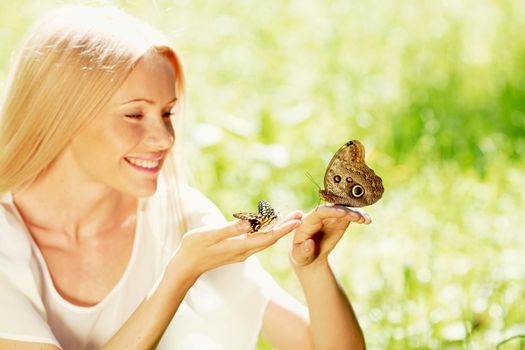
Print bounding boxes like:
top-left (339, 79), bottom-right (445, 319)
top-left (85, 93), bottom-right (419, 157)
top-left (111, 53), bottom-right (176, 105)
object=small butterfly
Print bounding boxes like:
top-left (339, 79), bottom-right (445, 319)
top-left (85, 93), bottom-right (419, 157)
top-left (233, 200), bottom-right (278, 234)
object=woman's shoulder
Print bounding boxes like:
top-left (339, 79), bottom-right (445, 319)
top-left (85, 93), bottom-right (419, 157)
top-left (0, 192), bottom-right (38, 282)
top-left (0, 192), bottom-right (33, 259)
top-left (177, 184), bottom-right (227, 229)
top-left (0, 192), bottom-right (15, 217)
top-left (0, 193), bottom-right (49, 331)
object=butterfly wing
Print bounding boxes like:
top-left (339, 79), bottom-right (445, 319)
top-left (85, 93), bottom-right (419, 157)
top-left (256, 200), bottom-right (278, 232)
top-left (233, 200), bottom-right (278, 234)
top-left (320, 140), bottom-right (384, 207)
top-left (232, 212), bottom-right (258, 220)
top-left (258, 200), bottom-right (277, 219)
top-left (232, 212), bottom-right (265, 233)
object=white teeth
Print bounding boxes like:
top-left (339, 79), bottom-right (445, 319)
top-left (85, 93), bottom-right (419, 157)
top-left (126, 158), bottom-right (159, 169)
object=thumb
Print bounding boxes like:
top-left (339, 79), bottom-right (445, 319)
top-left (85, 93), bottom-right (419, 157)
top-left (290, 239), bottom-right (316, 267)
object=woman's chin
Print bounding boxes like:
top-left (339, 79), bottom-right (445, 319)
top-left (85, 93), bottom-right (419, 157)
top-left (126, 181), bottom-right (158, 198)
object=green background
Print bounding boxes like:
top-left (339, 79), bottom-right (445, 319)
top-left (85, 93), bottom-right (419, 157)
top-left (1, 0), bottom-right (524, 349)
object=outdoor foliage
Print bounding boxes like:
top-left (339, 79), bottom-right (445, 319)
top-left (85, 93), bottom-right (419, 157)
top-left (1, 0), bottom-right (523, 349)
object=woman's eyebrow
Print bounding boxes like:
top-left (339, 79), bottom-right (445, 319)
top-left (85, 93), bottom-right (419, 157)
top-left (120, 97), bottom-right (177, 105)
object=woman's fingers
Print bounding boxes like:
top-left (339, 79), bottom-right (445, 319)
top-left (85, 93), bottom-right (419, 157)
top-left (291, 205), bottom-right (371, 245)
top-left (307, 205), bottom-right (370, 223)
top-left (205, 219), bottom-right (253, 242)
top-left (209, 209), bottom-right (303, 242)
top-left (278, 210), bottom-right (303, 224)
top-left (179, 212), bottom-right (302, 273)
top-left (185, 205), bottom-right (372, 269)
top-left (338, 206), bottom-right (372, 224)
top-left (218, 219), bottom-right (301, 256)
top-left (250, 218), bottom-right (301, 245)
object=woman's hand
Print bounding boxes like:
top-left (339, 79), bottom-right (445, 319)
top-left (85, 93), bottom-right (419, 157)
top-left (175, 211), bottom-right (303, 278)
top-left (290, 205), bottom-right (371, 268)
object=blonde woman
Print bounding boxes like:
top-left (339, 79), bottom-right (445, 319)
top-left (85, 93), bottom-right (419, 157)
top-left (0, 6), bottom-right (368, 350)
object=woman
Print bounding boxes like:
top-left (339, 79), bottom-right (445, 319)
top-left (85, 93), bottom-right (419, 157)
top-left (0, 5), bottom-right (368, 350)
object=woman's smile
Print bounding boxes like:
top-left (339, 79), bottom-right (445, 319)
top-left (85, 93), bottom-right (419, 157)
top-left (124, 156), bottom-right (162, 173)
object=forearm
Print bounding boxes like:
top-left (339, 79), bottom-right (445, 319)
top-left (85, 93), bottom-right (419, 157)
top-left (103, 253), bottom-right (198, 350)
top-left (295, 259), bottom-right (365, 350)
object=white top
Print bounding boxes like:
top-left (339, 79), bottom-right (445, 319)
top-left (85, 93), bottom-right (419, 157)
top-left (0, 185), bottom-right (278, 349)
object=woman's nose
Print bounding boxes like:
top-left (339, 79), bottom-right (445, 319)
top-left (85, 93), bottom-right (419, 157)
top-left (144, 117), bottom-right (175, 150)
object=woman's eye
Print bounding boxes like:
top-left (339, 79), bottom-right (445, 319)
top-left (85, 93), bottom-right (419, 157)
top-left (124, 111), bottom-right (173, 120)
top-left (124, 114), bottom-right (143, 119)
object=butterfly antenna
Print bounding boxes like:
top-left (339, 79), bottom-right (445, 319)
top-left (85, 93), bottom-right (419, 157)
top-left (305, 172), bottom-right (321, 190)
top-left (305, 172), bottom-right (323, 211)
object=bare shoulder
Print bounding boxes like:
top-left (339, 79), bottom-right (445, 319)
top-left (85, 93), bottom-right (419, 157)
top-left (0, 339), bottom-right (60, 350)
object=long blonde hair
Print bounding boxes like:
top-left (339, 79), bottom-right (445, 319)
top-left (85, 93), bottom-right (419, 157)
top-left (0, 5), bottom-right (187, 231)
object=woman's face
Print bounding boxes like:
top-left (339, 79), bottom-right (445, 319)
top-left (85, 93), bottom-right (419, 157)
top-left (65, 52), bottom-right (177, 197)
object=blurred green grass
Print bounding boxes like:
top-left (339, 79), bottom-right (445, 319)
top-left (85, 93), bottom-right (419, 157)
top-left (1, 0), bottom-right (524, 349)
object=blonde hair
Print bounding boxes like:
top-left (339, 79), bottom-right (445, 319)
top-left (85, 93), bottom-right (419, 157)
top-left (0, 5), bottom-right (187, 231)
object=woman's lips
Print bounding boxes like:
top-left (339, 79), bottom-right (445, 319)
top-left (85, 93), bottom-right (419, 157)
top-left (124, 156), bottom-right (161, 173)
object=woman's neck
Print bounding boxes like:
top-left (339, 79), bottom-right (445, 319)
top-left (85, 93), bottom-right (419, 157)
top-left (12, 161), bottom-right (137, 242)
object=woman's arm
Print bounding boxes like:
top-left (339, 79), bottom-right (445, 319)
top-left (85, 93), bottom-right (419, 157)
top-left (102, 253), bottom-right (197, 349)
top-left (261, 205), bottom-right (368, 350)
top-left (260, 266), bottom-right (364, 350)
top-left (103, 217), bottom-right (301, 349)
top-left (293, 259), bottom-right (365, 350)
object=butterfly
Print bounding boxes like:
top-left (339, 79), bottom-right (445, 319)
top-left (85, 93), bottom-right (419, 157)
top-left (319, 140), bottom-right (384, 207)
top-left (233, 200), bottom-right (278, 234)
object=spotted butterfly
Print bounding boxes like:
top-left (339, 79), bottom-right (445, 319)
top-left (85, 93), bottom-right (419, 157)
top-left (233, 200), bottom-right (278, 234)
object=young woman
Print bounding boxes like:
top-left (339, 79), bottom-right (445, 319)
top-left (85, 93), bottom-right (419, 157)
top-left (0, 5), bottom-right (368, 350)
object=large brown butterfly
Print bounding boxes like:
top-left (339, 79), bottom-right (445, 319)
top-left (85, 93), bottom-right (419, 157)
top-left (319, 140), bottom-right (384, 207)
top-left (233, 200), bottom-right (278, 234)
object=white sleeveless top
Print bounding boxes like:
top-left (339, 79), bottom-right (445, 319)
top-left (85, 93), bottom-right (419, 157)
top-left (0, 186), bottom-right (278, 349)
